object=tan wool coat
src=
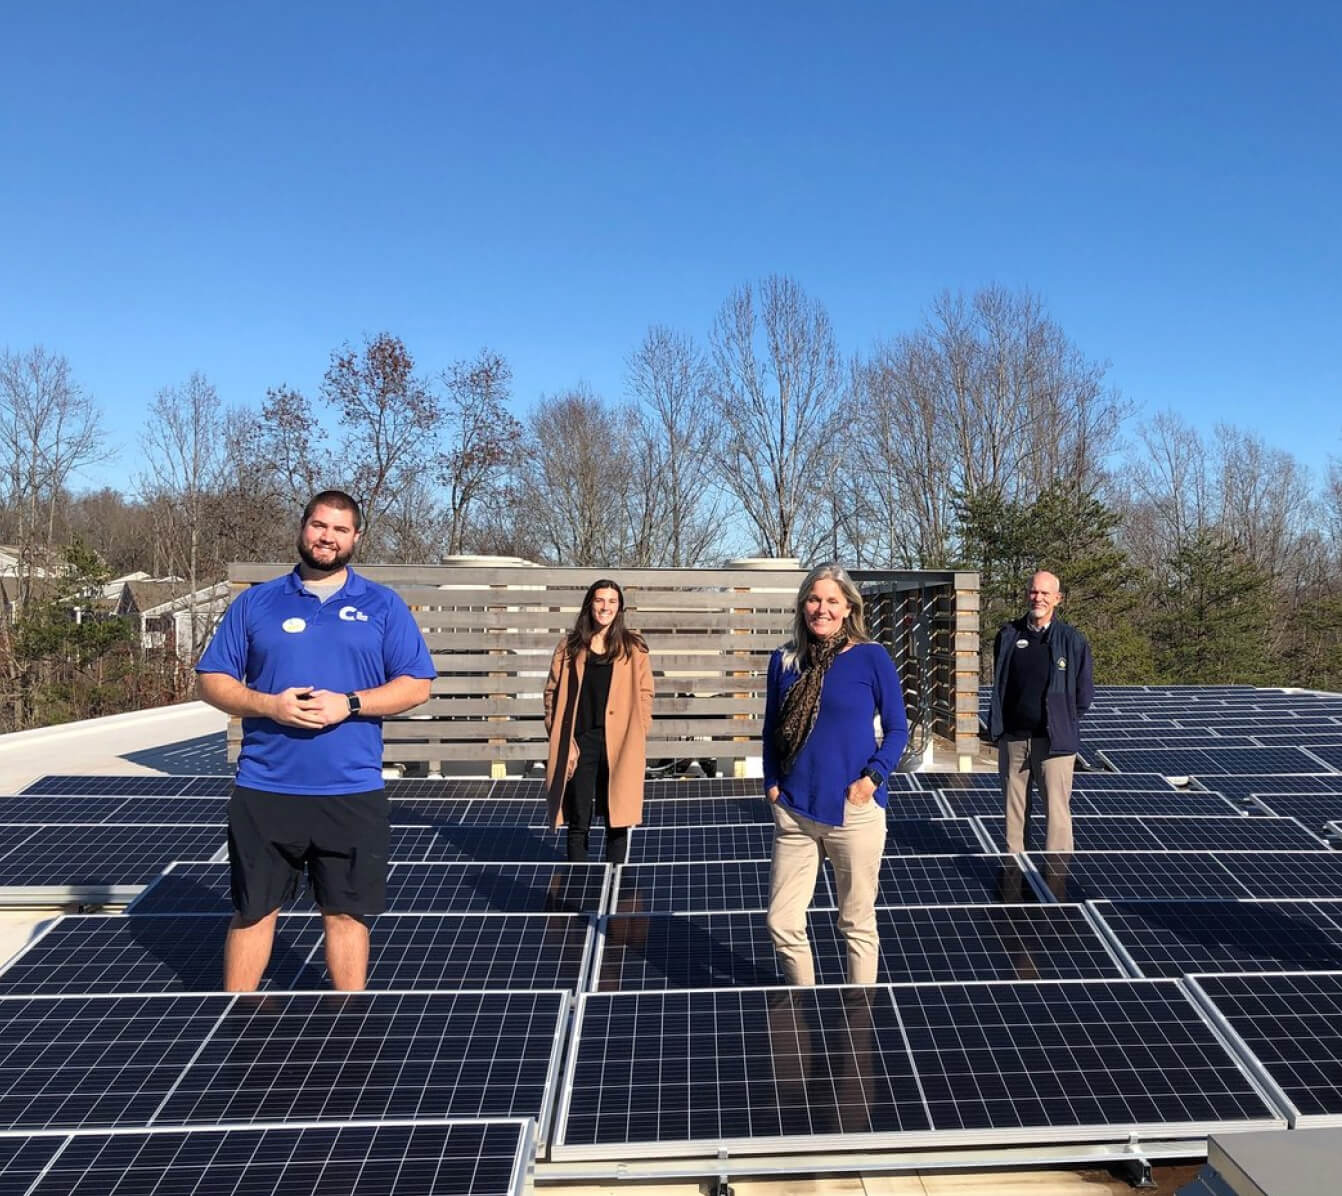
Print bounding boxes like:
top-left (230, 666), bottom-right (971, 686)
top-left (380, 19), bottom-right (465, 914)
top-left (543, 641), bottom-right (654, 829)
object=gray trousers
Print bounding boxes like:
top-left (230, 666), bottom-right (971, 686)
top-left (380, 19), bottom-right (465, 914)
top-left (998, 734), bottom-right (1076, 853)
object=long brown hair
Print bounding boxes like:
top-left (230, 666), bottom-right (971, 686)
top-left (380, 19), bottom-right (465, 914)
top-left (565, 578), bottom-right (648, 660)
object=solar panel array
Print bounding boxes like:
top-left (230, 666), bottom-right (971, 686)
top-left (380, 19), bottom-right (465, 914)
top-left (3, 681), bottom-right (1342, 1177)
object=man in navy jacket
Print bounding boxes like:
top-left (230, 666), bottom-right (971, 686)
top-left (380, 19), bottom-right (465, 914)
top-left (988, 570), bottom-right (1094, 853)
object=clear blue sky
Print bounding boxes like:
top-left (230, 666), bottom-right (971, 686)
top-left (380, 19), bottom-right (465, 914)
top-left (3, 0), bottom-right (1339, 489)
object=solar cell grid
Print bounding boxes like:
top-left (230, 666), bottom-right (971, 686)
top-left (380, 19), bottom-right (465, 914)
top-left (554, 979), bottom-right (1281, 1157)
top-left (595, 904), bottom-right (1122, 991)
top-left (388, 798), bottom-right (544, 827)
top-left (154, 990), bottom-right (567, 1130)
top-left (628, 824), bottom-right (773, 863)
top-left (0, 993), bottom-right (233, 1130)
top-left (391, 824), bottom-right (580, 863)
top-left (613, 860), bottom-right (831, 914)
top-left (936, 791), bottom-right (1002, 818)
top-left (0, 1136), bottom-right (62, 1192)
top-left (126, 861), bottom-right (610, 916)
top-left (1072, 792), bottom-right (1241, 816)
top-left (22, 1120), bottom-right (533, 1196)
top-left (1188, 971), bottom-right (1342, 1126)
top-left (887, 818), bottom-right (990, 855)
top-left (1217, 851), bottom-right (1342, 900)
top-left (985, 815), bottom-right (1326, 854)
top-left (177, 776), bottom-right (232, 796)
top-left (860, 855), bottom-right (1034, 907)
top-left (21, 775), bottom-right (196, 797)
top-left (1246, 794), bottom-right (1342, 831)
top-left (1196, 775), bottom-right (1342, 799)
top-left (384, 778), bottom-right (498, 800)
top-left (296, 913), bottom-right (593, 991)
top-left (1023, 852), bottom-right (1250, 902)
top-left (639, 797), bottom-right (772, 826)
top-left (103, 797), bottom-right (229, 824)
top-left (0, 824), bottom-right (227, 889)
top-left (1072, 772), bottom-right (1179, 791)
top-left (1307, 744), bottom-right (1342, 772)
top-left (888, 792), bottom-right (950, 819)
top-left (1088, 900), bottom-right (1342, 978)
top-left (1099, 745), bottom-right (1333, 776)
top-left (0, 796), bottom-right (130, 824)
top-left (915, 772), bottom-right (999, 792)
top-left (0, 914), bottom-right (321, 995)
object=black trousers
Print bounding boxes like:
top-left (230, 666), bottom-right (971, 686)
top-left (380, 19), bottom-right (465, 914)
top-left (564, 735), bottom-right (629, 864)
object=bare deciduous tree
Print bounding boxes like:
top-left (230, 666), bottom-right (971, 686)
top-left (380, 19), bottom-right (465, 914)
top-left (438, 350), bottom-right (524, 556)
top-left (626, 326), bottom-right (722, 566)
top-left (0, 346), bottom-right (107, 588)
top-left (708, 276), bottom-right (841, 557)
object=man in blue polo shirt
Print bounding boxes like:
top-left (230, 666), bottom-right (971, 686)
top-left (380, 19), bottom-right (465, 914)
top-left (196, 490), bottom-right (435, 991)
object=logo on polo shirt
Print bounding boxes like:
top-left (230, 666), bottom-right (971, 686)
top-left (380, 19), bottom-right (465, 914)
top-left (282, 617), bottom-right (306, 633)
top-left (1058, 657), bottom-right (1067, 669)
top-left (339, 605), bottom-right (370, 623)
top-left (1015, 639), bottom-right (1028, 648)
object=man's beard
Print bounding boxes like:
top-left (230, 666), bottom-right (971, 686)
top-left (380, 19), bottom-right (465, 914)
top-left (298, 540), bottom-right (355, 574)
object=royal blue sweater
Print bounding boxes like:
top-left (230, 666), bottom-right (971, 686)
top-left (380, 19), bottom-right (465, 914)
top-left (762, 642), bottom-right (910, 827)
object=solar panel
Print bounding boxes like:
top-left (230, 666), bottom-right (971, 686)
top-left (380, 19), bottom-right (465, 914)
top-left (1307, 744), bottom-right (1342, 772)
top-left (1098, 746), bottom-right (1333, 777)
top-left (612, 860), bottom-right (832, 914)
top-left (154, 991), bottom-right (567, 1131)
top-left (638, 797), bottom-right (772, 826)
top-left (0, 914), bottom-right (321, 994)
top-left (0, 1136), bottom-right (63, 1191)
top-left (0, 824), bottom-right (227, 894)
top-left (384, 779), bottom-right (498, 800)
top-left (127, 861), bottom-right (610, 916)
top-left (887, 818), bottom-right (990, 855)
top-left (177, 776), bottom-right (233, 796)
top-left (887, 792), bottom-right (950, 818)
top-left (0, 993), bottom-right (233, 1129)
top-left (1023, 853), bottom-right (1251, 902)
top-left (979, 815), bottom-right (1324, 853)
top-left (389, 799), bottom-right (547, 827)
top-left (628, 825), bottom-right (773, 863)
top-left (859, 855), bottom-right (1037, 907)
top-left (915, 772), bottom-right (999, 792)
top-left (643, 777), bottom-right (779, 800)
top-left (295, 913), bottom-right (594, 991)
top-left (0, 796), bottom-right (132, 823)
top-left (1089, 900), bottom-right (1342, 978)
top-left (1251, 732), bottom-right (1342, 747)
top-left (1073, 792), bottom-right (1242, 816)
top-left (595, 904), bottom-right (1122, 990)
top-left (390, 825), bottom-right (579, 863)
top-left (1188, 971), bottom-right (1342, 1126)
top-left (22, 1120), bottom-right (535, 1196)
top-left (20, 775), bottom-right (201, 797)
top-left (1195, 774), bottom-right (1342, 799)
top-left (1072, 772), bottom-right (1179, 791)
top-left (935, 790), bottom-right (1003, 818)
top-left (1217, 852), bottom-right (1342, 900)
top-left (553, 980), bottom-right (1282, 1158)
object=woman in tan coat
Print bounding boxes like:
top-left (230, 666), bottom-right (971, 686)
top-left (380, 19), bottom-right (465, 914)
top-left (543, 578), bottom-right (654, 863)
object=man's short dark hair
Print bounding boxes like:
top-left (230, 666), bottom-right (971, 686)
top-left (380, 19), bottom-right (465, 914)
top-left (302, 490), bottom-right (363, 532)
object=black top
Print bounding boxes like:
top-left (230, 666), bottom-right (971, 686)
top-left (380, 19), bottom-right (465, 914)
top-left (1001, 620), bottom-right (1052, 735)
top-left (575, 651), bottom-right (613, 744)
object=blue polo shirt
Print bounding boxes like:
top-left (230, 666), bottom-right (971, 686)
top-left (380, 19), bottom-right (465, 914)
top-left (196, 567), bottom-right (436, 794)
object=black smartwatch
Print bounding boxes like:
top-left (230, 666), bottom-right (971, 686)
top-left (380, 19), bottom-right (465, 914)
top-left (860, 766), bottom-right (885, 788)
top-left (345, 692), bottom-right (361, 716)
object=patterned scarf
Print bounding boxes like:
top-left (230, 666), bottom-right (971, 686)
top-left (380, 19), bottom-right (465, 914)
top-left (773, 628), bottom-right (849, 775)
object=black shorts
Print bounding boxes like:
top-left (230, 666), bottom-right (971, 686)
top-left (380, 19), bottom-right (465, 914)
top-left (227, 786), bottom-right (389, 923)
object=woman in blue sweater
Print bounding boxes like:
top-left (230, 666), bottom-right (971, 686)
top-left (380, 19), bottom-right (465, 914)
top-left (763, 564), bottom-right (909, 985)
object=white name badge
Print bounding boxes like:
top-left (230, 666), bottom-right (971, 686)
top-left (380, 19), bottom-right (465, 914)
top-left (282, 617), bottom-right (306, 633)
top-left (1015, 639), bottom-right (1029, 648)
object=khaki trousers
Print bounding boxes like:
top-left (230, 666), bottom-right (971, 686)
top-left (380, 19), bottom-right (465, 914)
top-left (999, 734), bottom-right (1076, 853)
top-left (766, 798), bottom-right (886, 985)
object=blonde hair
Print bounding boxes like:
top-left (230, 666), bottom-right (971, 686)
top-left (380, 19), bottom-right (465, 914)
top-left (779, 563), bottom-right (870, 672)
